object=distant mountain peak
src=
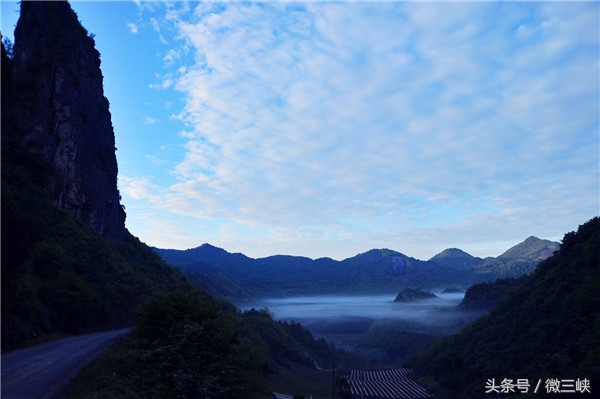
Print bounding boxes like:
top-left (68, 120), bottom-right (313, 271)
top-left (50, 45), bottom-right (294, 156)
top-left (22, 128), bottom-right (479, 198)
top-left (522, 236), bottom-right (544, 245)
top-left (188, 243), bottom-right (234, 256)
top-left (432, 248), bottom-right (476, 259)
top-left (198, 243), bottom-right (223, 250)
top-left (497, 236), bottom-right (559, 260)
top-left (359, 248), bottom-right (404, 256)
top-left (429, 248), bottom-right (482, 269)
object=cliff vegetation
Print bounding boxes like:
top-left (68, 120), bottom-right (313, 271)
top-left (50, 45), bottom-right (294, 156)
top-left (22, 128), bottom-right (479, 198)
top-left (410, 217), bottom-right (600, 398)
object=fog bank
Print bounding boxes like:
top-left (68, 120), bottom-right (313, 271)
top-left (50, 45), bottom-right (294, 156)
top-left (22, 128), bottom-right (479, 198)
top-left (243, 293), bottom-right (482, 351)
top-left (259, 293), bottom-right (464, 322)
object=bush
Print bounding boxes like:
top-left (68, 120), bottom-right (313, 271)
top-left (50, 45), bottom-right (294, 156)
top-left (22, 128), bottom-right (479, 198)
top-left (70, 288), bottom-right (266, 398)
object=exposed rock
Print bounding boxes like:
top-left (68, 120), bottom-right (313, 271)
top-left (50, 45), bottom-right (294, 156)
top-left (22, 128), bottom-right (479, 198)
top-left (7, 1), bottom-right (125, 241)
top-left (394, 288), bottom-right (438, 302)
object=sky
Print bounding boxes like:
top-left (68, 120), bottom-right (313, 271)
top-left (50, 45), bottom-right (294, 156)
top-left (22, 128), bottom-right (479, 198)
top-left (2, 1), bottom-right (599, 261)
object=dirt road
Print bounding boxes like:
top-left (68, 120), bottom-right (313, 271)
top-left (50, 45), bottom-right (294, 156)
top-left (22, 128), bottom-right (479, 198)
top-left (1, 328), bottom-right (131, 399)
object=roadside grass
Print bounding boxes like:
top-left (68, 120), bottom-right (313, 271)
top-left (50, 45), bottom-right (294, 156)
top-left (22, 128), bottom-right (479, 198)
top-left (66, 336), bottom-right (140, 399)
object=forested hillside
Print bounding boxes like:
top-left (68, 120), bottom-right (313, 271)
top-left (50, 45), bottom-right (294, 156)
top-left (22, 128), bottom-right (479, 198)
top-left (157, 245), bottom-right (497, 299)
top-left (67, 287), bottom-right (362, 398)
top-left (410, 217), bottom-right (600, 398)
top-left (157, 237), bottom-right (559, 301)
top-left (470, 236), bottom-right (560, 277)
top-left (428, 248), bottom-right (484, 269)
top-left (457, 276), bottom-right (528, 312)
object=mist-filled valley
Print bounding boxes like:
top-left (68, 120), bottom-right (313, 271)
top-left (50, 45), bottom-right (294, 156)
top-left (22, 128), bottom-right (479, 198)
top-left (155, 237), bottom-right (564, 369)
top-left (241, 292), bottom-right (483, 366)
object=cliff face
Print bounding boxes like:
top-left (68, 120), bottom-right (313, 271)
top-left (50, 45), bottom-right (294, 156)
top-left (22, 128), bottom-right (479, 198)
top-left (7, 1), bottom-right (125, 241)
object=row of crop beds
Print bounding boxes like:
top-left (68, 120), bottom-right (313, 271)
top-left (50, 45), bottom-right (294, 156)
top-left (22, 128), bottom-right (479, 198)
top-left (349, 368), bottom-right (415, 381)
top-left (344, 368), bottom-right (432, 399)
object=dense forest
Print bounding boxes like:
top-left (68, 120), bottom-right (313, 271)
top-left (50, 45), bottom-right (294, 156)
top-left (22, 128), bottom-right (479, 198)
top-left (409, 217), bottom-right (600, 398)
top-left (457, 276), bottom-right (528, 312)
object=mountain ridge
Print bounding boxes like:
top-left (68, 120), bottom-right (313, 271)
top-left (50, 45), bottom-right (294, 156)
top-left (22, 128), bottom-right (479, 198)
top-left (472, 236), bottom-right (560, 276)
top-left (496, 235), bottom-right (559, 259)
top-left (155, 236), bottom-right (559, 300)
top-left (164, 237), bottom-right (557, 263)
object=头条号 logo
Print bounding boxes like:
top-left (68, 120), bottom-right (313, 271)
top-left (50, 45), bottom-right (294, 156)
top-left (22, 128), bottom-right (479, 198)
top-left (485, 378), bottom-right (591, 394)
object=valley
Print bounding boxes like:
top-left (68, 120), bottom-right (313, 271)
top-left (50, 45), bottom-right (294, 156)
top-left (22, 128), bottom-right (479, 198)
top-left (155, 237), bottom-right (562, 369)
top-left (247, 293), bottom-right (467, 336)
top-left (241, 292), bottom-right (481, 367)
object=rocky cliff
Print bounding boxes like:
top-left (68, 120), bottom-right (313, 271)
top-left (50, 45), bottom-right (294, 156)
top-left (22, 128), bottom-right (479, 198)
top-left (4, 1), bottom-right (125, 241)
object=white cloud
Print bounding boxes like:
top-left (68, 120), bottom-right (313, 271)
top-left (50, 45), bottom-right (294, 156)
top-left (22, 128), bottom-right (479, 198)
top-left (162, 48), bottom-right (180, 65)
top-left (150, 17), bottom-right (169, 44)
top-left (149, 74), bottom-right (174, 89)
top-left (146, 154), bottom-right (167, 165)
top-left (120, 176), bottom-right (160, 201)
top-left (126, 1), bottom-right (598, 259)
top-left (127, 22), bottom-right (138, 34)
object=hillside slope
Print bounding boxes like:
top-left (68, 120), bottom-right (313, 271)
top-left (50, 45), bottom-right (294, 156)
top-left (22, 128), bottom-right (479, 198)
top-left (471, 236), bottom-right (560, 276)
top-left (410, 217), bottom-right (600, 398)
top-left (67, 288), bottom-right (362, 398)
top-left (457, 276), bottom-right (528, 312)
top-left (429, 237), bottom-right (559, 277)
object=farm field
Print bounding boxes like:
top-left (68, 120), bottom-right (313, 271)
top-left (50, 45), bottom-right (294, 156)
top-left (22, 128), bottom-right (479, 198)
top-left (344, 368), bottom-right (432, 399)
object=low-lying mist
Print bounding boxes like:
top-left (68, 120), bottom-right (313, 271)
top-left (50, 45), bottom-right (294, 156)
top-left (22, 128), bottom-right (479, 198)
top-left (242, 292), bottom-right (485, 366)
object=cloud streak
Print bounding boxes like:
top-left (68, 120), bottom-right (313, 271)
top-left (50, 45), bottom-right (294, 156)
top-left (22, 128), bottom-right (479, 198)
top-left (122, 1), bottom-right (599, 260)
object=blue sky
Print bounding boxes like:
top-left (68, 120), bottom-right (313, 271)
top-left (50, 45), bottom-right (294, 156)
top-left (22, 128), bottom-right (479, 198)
top-left (2, 1), bottom-right (599, 260)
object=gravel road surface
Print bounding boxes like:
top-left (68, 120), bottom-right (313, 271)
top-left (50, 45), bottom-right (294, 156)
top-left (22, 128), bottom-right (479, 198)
top-left (1, 328), bottom-right (131, 399)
